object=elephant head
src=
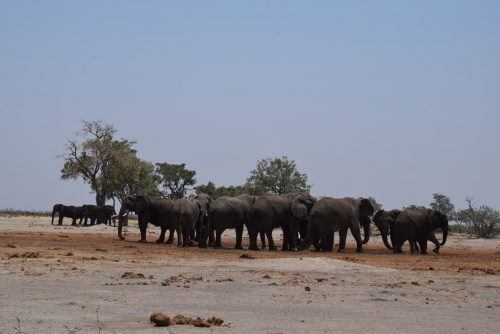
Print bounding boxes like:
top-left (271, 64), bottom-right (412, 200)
top-left (118, 195), bottom-right (150, 240)
top-left (428, 210), bottom-right (449, 246)
top-left (51, 204), bottom-right (63, 224)
top-left (372, 209), bottom-right (402, 250)
top-left (358, 198), bottom-right (375, 244)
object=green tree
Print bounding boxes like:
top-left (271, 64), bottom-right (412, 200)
top-left (402, 204), bottom-right (427, 211)
top-left (107, 154), bottom-right (160, 205)
top-left (366, 197), bottom-right (383, 212)
top-left (156, 163), bottom-right (197, 199)
top-left (195, 181), bottom-right (247, 198)
top-left (60, 121), bottom-right (137, 206)
top-left (245, 156), bottom-right (311, 195)
top-left (455, 197), bottom-right (499, 238)
top-left (430, 193), bottom-right (455, 220)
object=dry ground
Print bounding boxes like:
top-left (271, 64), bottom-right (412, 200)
top-left (1, 217), bottom-right (499, 333)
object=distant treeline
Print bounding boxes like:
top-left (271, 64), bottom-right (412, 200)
top-left (0, 209), bottom-right (52, 217)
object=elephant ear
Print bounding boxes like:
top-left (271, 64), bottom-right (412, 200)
top-left (359, 198), bottom-right (375, 218)
top-left (135, 195), bottom-right (150, 213)
top-left (291, 197), bottom-right (308, 220)
top-left (429, 210), bottom-right (448, 229)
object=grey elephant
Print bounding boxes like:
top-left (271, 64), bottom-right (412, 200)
top-left (249, 193), bottom-right (316, 251)
top-left (87, 205), bottom-right (116, 226)
top-left (51, 204), bottom-right (84, 225)
top-left (171, 198), bottom-right (201, 247)
top-left (118, 195), bottom-right (180, 245)
top-left (372, 209), bottom-right (402, 251)
top-left (79, 204), bottom-right (96, 225)
top-left (200, 194), bottom-right (256, 249)
top-left (193, 193), bottom-right (214, 244)
top-left (393, 209), bottom-right (449, 254)
top-left (309, 197), bottom-right (374, 253)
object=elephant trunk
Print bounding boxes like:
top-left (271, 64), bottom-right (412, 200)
top-left (117, 209), bottom-right (129, 240)
top-left (51, 209), bottom-right (56, 224)
top-left (362, 223), bottom-right (371, 244)
top-left (440, 227), bottom-right (448, 246)
top-left (381, 230), bottom-right (393, 250)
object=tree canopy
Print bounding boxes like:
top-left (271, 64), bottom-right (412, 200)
top-left (245, 156), bottom-right (311, 195)
top-left (430, 193), bottom-right (455, 220)
top-left (61, 121), bottom-right (160, 206)
top-left (156, 163), bottom-right (197, 199)
top-left (195, 181), bottom-right (246, 198)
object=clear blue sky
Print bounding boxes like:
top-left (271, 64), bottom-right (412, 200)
top-left (1, 1), bottom-right (499, 211)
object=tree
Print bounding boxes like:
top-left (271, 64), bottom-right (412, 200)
top-left (107, 155), bottom-right (160, 205)
top-left (366, 197), bottom-right (382, 212)
top-left (455, 197), bottom-right (499, 238)
top-left (195, 181), bottom-right (247, 198)
top-left (156, 163), bottom-right (197, 199)
top-left (245, 156), bottom-right (311, 195)
top-left (430, 193), bottom-right (455, 221)
top-left (60, 121), bottom-right (137, 206)
top-left (402, 204), bottom-right (427, 211)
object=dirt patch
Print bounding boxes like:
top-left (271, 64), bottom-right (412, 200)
top-left (121, 272), bottom-right (145, 279)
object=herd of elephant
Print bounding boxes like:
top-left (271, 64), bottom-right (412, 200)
top-left (110, 193), bottom-right (449, 254)
top-left (51, 204), bottom-right (116, 226)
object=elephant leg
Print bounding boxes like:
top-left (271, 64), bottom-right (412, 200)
top-left (208, 229), bottom-right (215, 247)
top-left (248, 229), bottom-right (260, 251)
top-left (157, 226), bottom-right (166, 243)
top-left (138, 222), bottom-right (147, 242)
top-left (320, 234), bottom-right (330, 252)
top-left (426, 231), bottom-right (440, 254)
top-left (337, 228), bottom-right (348, 252)
top-left (327, 232), bottom-right (334, 251)
top-left (350, 226), bottom-right (363, 253)
top-left (260, 232), bottom-right (266, 249)
top-left (267, 230), bottom-right (277, 251)
top-left (58, 215), bottom-right (63, 225)
top-left (234, 225), bottom-right (244, 249)
top-left (281, 225), bottom-right (290, 251)
top-left (165, 229), bottom-right (174, 244)
top-left (214, 227), bottom-right (223, 249)
top-left (176, 225), bottom-right (182, 247)
top-left (418, 237), bottom-right (428, 254)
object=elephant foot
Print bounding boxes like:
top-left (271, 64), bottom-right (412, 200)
top-left (156, 239), bottom-right (165, 244)
top-left (269, 246), bottom-right (277, 251)
top-left (337, 248), bottom-right (345, 253)
top-left (234, 245), bottom-right (243, 250)
top-left (249, 246), bottom-right (260, 251)
top-left (432, 248), bottom-right (440, 254)
top-left (208, 242), bottom-right (215, 248)
top-left (138, 239), bottom-right (147, 243)
top-left (355, 248), bottom-right (363, 253)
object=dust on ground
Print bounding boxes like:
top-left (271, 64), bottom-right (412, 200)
top-left (1, 217), bottom-right (499, 333)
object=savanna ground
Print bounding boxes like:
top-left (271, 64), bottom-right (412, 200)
top-left (0, 217), bottom-right (499, 333)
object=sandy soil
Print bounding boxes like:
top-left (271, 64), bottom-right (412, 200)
top-left (1, 217), bottom-right (499, 333)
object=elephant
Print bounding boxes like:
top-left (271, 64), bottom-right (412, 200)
top-left (249, 193), bottom-right (316, 251)
top-left (51, 204), bottom-right (84, 225)
top-left (393, 209), bottom-right (449, 254)
top-left (372, 209), bottom-right (402, 251)
top-left (118, 195), bottom-right (181, 245)
top-left (308, 197), bottom-right (374, 253)
top-left (200, 194), bottom-right (256, 249)
top-left (79, 204), bottom-right (96, 225)
top-left (171, 198), bottom-right (201, 247)
top-left (87, 205), bottom-right (116, 226)
top-left (193, 193), bottom-right (214, 244)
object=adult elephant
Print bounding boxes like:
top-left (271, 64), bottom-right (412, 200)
top-left (79, 204), bottom-right (96, 225)
top-left (88, 205), bottom-right (116, 226)
top-left (249, 193), bottom-right (316, 251)
top-left (51, 204), bottom-right (84, 225)
top-left (117, 195), bottom-right (180, 245)
top-left (200, 194), bottom-right (256, 249)
top-left (372, 209), bottom-right (402, 250)
top-left (172, 198), bottom-right (201, 247)
top-left (309, 197), bottom-right (374, 253)
top-left (393, 209), bottom-right (448, 254)
top-left (193, 193), bottom-right (214, 244)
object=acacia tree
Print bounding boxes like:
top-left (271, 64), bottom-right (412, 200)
top-left (402, 204), bottom-right (427, 211)
top-left (60, 121), bottom-right (137, 206)
top-left (195, 181), bottom-right (246, 198)
top-left (106, 153), bottom-right (160, 205)
top-left (456, 197), bottom-right (499, 238)
top-left (245, 156), bottom-right (311, 195)
top-left (430, 193), bottom-right (455, 220)
top-left (156, 163), bottom-right (197, 199)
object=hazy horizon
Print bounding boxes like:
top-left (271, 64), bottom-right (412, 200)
top-left (1, 1), bottom-right (499, 211)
